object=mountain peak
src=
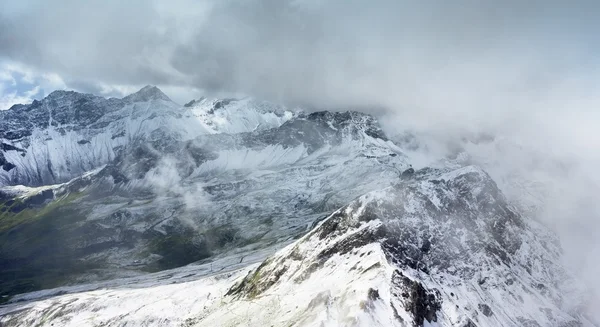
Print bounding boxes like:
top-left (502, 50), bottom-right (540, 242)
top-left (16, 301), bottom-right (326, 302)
top-left (122, 85), bottom-right (171, 103)
top-left (45, 89), bottom-right (82, 101)
top-left (183, 97), bottom-right (206, 108)
top-left (304, 110), bottom-right (388, 141)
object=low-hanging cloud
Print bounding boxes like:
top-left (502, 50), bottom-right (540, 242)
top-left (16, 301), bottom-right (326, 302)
top-left (142, 156), bottom-right (211, 230)
top-left (2, 1), bottom-right (600, 155)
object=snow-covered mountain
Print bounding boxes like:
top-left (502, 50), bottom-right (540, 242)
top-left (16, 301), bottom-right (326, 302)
top-left (0, 88), bottom-right (407, 297)
top-left (0, 87), bottom-right (596, 326)
top-left (0, 86), bottom-right (295, 186)
top-left (1, 166), bottom-right (594, 326)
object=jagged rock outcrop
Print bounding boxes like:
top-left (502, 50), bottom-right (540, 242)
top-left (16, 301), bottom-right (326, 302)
top-left (1, 164), bottom-right (591, 327)
top-left (221, 166), bottom-right (589, 326)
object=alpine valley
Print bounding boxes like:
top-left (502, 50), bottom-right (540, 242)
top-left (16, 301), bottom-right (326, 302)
top-left (0, 86), bottom-right (596, 326)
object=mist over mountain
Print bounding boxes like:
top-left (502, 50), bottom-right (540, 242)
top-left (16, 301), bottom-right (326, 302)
top-left (1, 1), bottom-right (599, 326)
top-left (0, 85), bottom-right (597, 326)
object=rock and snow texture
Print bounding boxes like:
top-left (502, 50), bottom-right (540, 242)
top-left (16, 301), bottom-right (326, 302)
top-left (0, 87), bottom-right (597, 326)
top-left (218, 165), bottom-right (593, 327)
top-left (184, 97), bottom-right (295, 134)
top-left (0, 91), bottom-right (411, 299)
top-left (0, 87), bottom-right (295, 186)
top-left (0, 165), bottom-right (595, 326)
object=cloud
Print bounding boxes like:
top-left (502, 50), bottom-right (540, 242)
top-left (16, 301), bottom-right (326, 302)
top-left (0, 89), bottom-right (32, 110)
top-left (142, 156), bottom-right (211, 229)
top-left (0, 0), bottom-right (216, 103)
top-left (1, 0), bottom-right (599, 110)
top-left (0, 61), bottom-right (67, 109)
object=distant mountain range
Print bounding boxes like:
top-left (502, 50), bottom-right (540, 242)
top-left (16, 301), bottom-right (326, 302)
top-left (0, 87), bottom-right (595, 326)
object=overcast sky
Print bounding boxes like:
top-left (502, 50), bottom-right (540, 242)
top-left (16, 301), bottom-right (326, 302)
top-left (3, 0), bottom-right (598, 157)
top-left (0, 0), bottom-right (599, 108)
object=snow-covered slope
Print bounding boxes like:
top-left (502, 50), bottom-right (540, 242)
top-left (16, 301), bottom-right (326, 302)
top-left (0, 87), bottom-right (296, 186)
top-left (0, 103), bottom-right (410, 299)
top-left (185, 97), bottom-right (295, 134)
top-left (217, 165), bottom-right (592, 326)
top-left (0, 88), bottom-right (596, 326)
top-left (1, 165), bottom-right (594, 326)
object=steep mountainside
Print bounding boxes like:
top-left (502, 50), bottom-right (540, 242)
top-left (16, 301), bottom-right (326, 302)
top-left (0, 87), bottom-right (596, 326)
top-left (0, 166), bottom-right (594, 326)
top-left (0, 86), bottom-right (294, 186)
top-left (0, 88), bottom-right (408, 298)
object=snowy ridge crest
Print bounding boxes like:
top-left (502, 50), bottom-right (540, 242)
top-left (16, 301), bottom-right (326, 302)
top-left (0, 164), bottom-right (591, 326)
top-left (0, 88), bottom-right (297, 186)
top-left (122, 85), bottom-right (172, 103)
top-left (220, 166), bottom-right (589, 327)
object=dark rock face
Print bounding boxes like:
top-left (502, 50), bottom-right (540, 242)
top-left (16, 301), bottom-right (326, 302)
top-left (1, 161), bottom-right (15, 172)
top-left (0, 143), bottom-right (25, 152)
top-left (401, 167), bottom-right (415, 179)
top-left (225, 258), bottom-right (288, 299)
top-left (183, 99), bottom-right (198, 107)
top-left (478, 303), bottom-right (493, 317)
top-left (303, 166), bottom-right (523, 283)
top-left (212, 110), bottom-right (391, 155)
top-left (1, 129), bottom-right (33, 140)
top-left (213, 98), bottom-right (235, 110)
top-left (96, 164), bottom-right (129, 184)
top-left (306, 111), bottom-right (388, 141)
top-left (0, 153), bottom-right (15, 172)
top-left (368, 288), bottom-right (381, 301)
top-left (0, 143), bottom-right (25, 172)
top-left (392, 270), bottom-right (441, 326)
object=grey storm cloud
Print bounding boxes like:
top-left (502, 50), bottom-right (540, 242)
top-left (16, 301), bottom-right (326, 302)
top-left (0, 0), bottom-right (179, 87)
top-left (1, 0), bottom-right (599, 108)
top-left (167, 0), bottom-right (600, 108)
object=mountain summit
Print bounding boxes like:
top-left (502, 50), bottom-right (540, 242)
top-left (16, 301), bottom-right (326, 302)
top-left (122, 85), bottom-right (172, 103)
